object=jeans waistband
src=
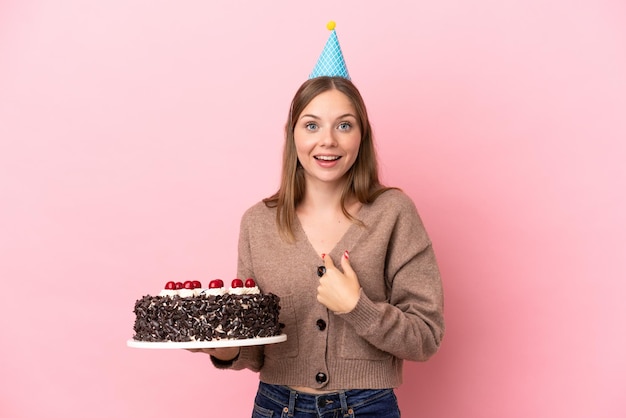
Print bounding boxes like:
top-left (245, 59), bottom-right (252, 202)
top-left (257, 381), bottom-right (394, 415)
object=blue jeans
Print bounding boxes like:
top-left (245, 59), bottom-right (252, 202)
top-left (252, 381), bottom-right (401, 417)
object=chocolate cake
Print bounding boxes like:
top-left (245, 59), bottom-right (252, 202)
top-left (132, 279), bottom-right (282, 342)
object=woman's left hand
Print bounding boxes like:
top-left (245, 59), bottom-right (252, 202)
top-left (317, 251), bottom-right (361, 313)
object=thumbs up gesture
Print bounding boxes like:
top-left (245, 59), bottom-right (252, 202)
top-left (317, 251), bottom-right (361, 314)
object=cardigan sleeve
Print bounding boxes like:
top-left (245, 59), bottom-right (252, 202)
top-left (210, 208), bottom-right (265, 372)
top-left (339, 193), bottom-right (445, 362)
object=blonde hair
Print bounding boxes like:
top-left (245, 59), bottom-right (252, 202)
top-left (264, 77), bottom-right (391, 241)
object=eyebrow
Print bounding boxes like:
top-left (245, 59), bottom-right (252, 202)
top-left (299, 113), bottom-right (357, 120)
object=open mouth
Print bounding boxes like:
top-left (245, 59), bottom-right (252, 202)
top-left (314, 155), bottom-right (341, 161)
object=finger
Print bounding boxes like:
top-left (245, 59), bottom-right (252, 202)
top-left (323, 253), bottom-right (336, 270)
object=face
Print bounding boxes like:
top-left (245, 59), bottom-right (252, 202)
top-left (294, 89), bottom-right (362, 188)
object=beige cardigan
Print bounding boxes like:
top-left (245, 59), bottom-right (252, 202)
top-left (213, 189), bottom-right (444, 390)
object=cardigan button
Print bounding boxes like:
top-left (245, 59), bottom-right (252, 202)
top-left (315, 372), bottom-right (327, 383)
top-left (316, 319), bottom-right (326, 331)
top-left (317, 266), bottom-right (326, 277)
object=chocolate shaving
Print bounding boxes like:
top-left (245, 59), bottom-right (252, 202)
top-left (132, 293), bottom-right (281, 342)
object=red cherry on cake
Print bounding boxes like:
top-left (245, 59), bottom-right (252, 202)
top-left (209, 279), bottom-right (224, 289)
top-left (175, 282), bottom-right (184, 290)
top-left (183, 280), bottom-right (194, 289)
top-left (231, 278), bottom-right (244, 288)
top-left (244, 278), bottom-right (256, 288)
top-left (192, 280), bottom-right (201, 289)
top-left (164, 281), bottom-right (176, 290)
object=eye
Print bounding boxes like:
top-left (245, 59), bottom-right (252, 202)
top-left (305, 122), bottom-right (318, 131)
top-left (337, 122), bottom-right (352, 131)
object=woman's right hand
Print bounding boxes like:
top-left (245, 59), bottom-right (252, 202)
top-left (187, 347), bottom-right (240, 361)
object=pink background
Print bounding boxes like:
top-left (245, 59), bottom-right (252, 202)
top-left (1, 1), bottom-right (625, 417)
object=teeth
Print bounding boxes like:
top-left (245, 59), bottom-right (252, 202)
top-left (315, 156), bottom-right (340, 161)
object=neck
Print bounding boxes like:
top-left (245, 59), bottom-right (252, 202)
top-left (299, 178), bottom-right (348, 214)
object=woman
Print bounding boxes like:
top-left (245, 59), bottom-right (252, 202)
top-left (197, 76), bottom-right (444, 417)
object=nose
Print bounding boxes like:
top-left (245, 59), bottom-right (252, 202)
top-left (319, 128), bottom-right (337, 147)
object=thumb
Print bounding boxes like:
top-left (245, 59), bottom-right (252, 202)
top-left (340, 250), bottom-right (355, 277)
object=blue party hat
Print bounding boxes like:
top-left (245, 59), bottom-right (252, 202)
top-left (309, 21), bottom-right (350, 80)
